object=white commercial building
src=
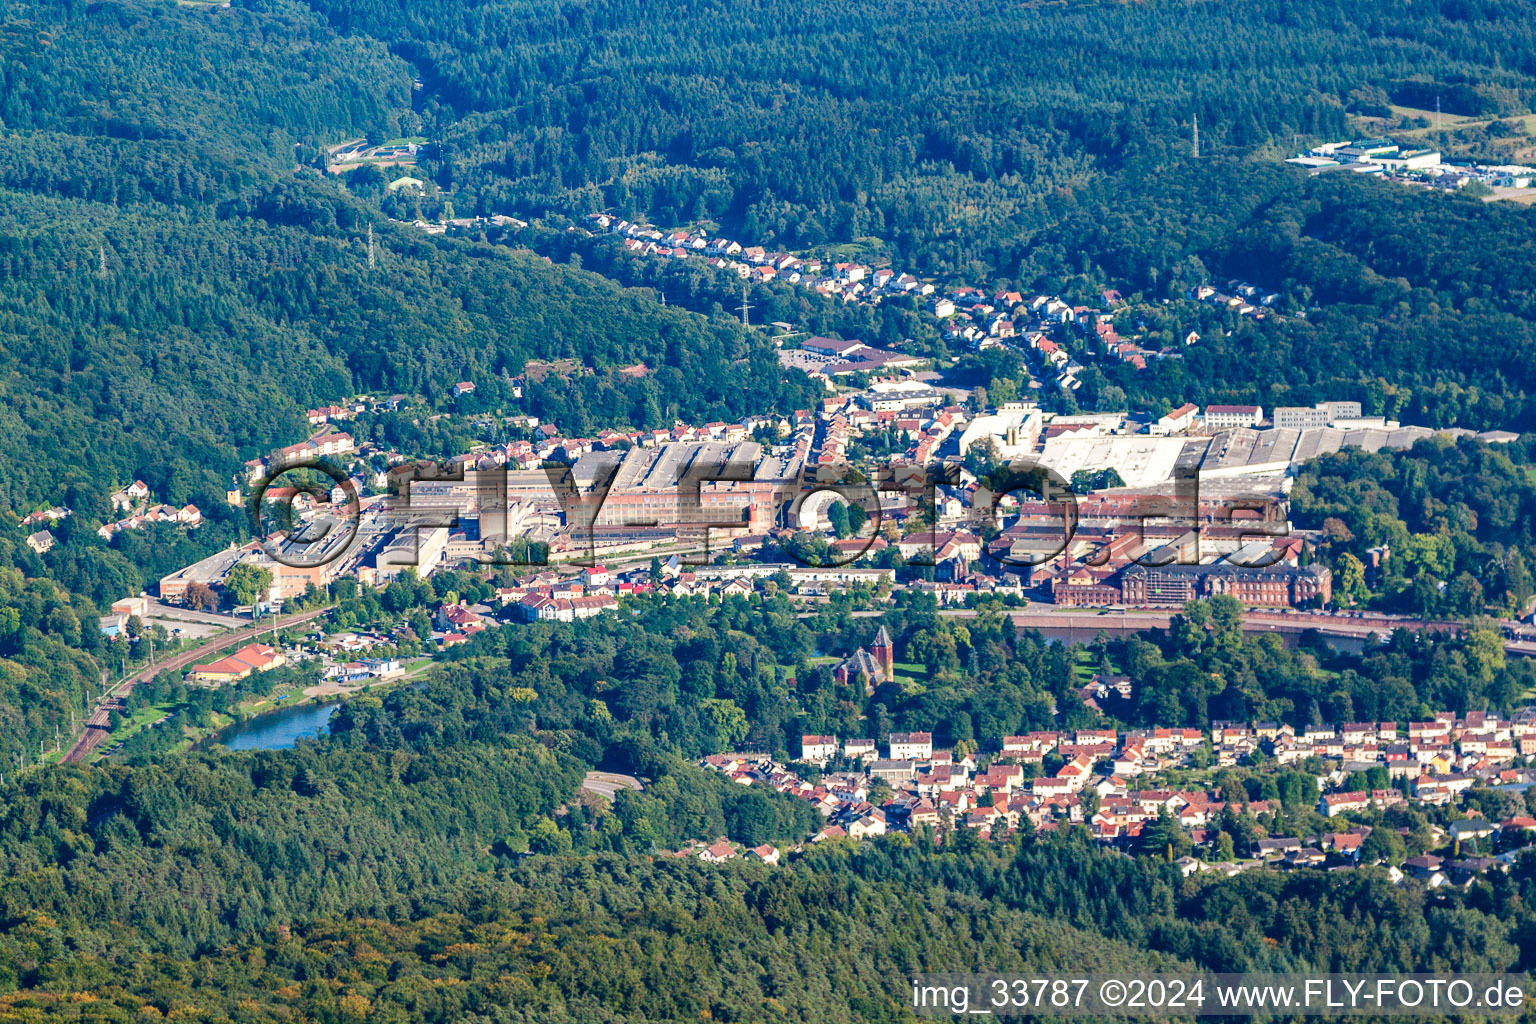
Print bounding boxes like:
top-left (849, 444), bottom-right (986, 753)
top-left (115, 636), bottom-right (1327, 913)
top-left (1204, 405), bottom-right (1263, 429)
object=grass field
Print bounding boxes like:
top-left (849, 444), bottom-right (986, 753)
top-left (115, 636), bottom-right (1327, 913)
top-left (243, 688), bottom-right (303, 714)
top-left (1353, 107), bottom-right (1536, 154)
top-left (1386, 104), bottom-right (1480, 131)
top-left (107, 702), bottom-right (177, 742)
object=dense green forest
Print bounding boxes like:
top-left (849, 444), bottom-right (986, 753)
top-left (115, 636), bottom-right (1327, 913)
top-left (0, 181), bottom-right (814, 516)
top-left (9, 835), bottom-right (1536, 1022)
top-left (304, 0), bottom-right (1534, 273)
top-left (1048, 168), bottom-right (1536, 430)
top-left (1294, 434), bottom-right (1536, 616)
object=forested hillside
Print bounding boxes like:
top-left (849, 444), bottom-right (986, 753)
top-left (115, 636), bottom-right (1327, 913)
top-left (4, 1), bottom-right (1536, 1018)
top-left (301, 0), bottom-right (1536, 276)
top-left (512, 169), bottom-right (1536, 431)
top-left (4, 0), bottom-right (1536, 504)
top-left (0, 0), bottom-right (819, 520)
top-left (2, 598), bottom-right (1535, 1020)
top-left (14, 837), bottom-right (1534, 1022)
top-left (289, 0), bottom-right (1536, 429)
top-left (0, 0), bottom-right (821, 765)
top-left (1293, 435), bottom-right (1536, 616)
top-left (0, 183), bottom-right (812, 508)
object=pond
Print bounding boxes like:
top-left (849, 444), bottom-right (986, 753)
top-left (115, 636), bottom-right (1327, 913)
top-left (214, 701), bottom-right (339, 751)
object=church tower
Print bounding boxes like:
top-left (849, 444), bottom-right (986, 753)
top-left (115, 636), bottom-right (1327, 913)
top-left (872, 625), bottom-right (894, 681)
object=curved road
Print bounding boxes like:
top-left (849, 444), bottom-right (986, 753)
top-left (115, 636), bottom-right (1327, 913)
top-left (580, 771), bottom-right (645, 801)
top-left (62, 607), bottom-right (333, 764)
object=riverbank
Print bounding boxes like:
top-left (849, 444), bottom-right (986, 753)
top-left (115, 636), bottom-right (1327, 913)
top-left (215, 700), bottom-right (342, 751)
top-left (94, 655), bottom-right (437, 759)
top-left (63, 605), bottom-right (337, 764)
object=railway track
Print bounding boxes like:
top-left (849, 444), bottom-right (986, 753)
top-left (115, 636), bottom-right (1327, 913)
top-left (61, 607), bottom-right (332, 764)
